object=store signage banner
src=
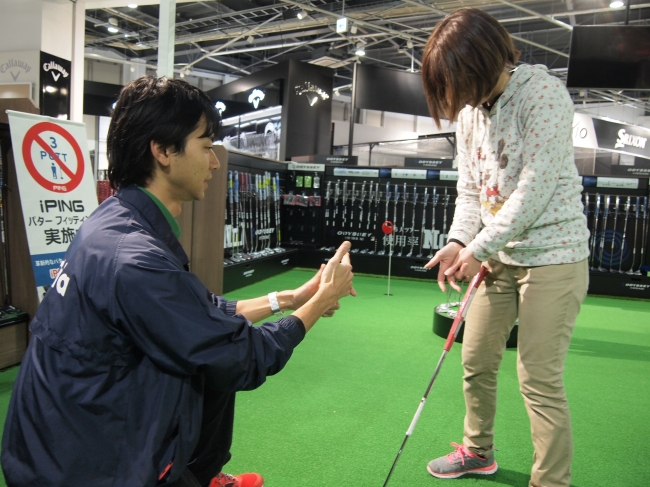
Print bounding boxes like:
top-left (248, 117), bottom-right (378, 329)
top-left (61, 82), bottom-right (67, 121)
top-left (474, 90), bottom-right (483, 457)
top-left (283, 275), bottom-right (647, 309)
top-left (592, 118), bottom-right (649, 160)
top-left (595, 177), bottom-right (639, 190)
top-left (7, 111), bottom-right (98, 293)
top-left (287, 162), bottom-right (325, 172)
top-left (610, 165), bottom-right (650, 177)
top-left (39, 51), bottom-right (71, 119)
top-left (332, 167), bottom-right (379, 178)
top-left (572, 113), bottom-right (599, 150)
top-left (0, 50), bottom-right (40, 101)
top-left (404, 157), bottom-right (454, 169)
top-left (313, 155), bottom-right (358, 165)
top-left (572, 113), bottom-right (650, 160)
top-left (391, 168), bottom-right (427, 180)
top-left (440, 170), bottom-right (460, 181)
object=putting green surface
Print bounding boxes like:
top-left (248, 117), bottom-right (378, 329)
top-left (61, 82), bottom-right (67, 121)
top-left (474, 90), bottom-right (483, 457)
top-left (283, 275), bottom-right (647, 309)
top-left (1, 269), bottom-right (648, 487)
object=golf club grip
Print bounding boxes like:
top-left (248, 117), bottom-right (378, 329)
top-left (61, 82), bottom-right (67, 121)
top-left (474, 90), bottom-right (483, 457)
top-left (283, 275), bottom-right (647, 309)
top-left (443, 266), bottom-right (489, 352)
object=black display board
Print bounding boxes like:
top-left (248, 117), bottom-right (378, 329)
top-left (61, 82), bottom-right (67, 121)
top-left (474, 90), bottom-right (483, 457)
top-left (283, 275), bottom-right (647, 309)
top-left (207, 60), bottom-right (334, 161)
top-left (39, 51), bottom-right (71, 119)
top-left (354, 64), bottom-right (430, 117)
top-left (567, 26), bottom-right (650, 90)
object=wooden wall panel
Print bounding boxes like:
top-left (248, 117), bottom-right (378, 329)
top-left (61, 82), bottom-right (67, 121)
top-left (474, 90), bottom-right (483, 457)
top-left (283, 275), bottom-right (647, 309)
top-left (188, 145), bottom-right (227, 295)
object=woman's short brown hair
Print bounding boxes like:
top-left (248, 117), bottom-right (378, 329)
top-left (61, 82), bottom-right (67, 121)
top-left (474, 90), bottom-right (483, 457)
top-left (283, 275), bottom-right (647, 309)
top-left (421, 8), bottom-right (520, 128)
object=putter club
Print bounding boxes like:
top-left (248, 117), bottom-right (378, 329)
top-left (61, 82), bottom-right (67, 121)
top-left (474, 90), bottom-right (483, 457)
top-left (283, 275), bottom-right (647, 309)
top-left (590, 193), bottom-right (600, 270)
top-left (608, 196), bottom-right (620, 272)
top-left (417, 187), bottom-right (429, 258)
top-left (407, 183), bottom-right (418, 257)
top-left (397, 183), bottom-right (408, 257)
top-left (379, 182), bottom-right (391, 255)
top-left (597, 195), bottom-right (610, 272)
top-left (627, 197), bottom-right (641, 275)
top-left (358, 181), bottom-right (367, 231)
top-left (350, 181), bottom-right (357, 228)
top-left (382, 266), bottom-right (490, 487)
top-left (427, 188), bottom-right (438, 259)
top-left (638, 196), bottom-right (649, 275)
top-left (618, 196), bottom-right (631, 273)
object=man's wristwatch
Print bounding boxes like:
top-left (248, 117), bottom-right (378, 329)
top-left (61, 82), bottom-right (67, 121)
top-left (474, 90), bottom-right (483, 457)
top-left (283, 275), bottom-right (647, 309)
top-left (268, 292), bottom-right (283, 316)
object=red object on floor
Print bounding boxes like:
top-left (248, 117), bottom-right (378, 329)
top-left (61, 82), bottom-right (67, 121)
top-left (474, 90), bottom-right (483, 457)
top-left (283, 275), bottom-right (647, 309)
top-left (209, 472), bottom-right (264, 487)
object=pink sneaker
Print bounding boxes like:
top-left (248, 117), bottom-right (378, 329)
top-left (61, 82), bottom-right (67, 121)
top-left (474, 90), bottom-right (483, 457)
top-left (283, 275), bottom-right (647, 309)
top-left (209, 472), bottom-right (264, 487)
top-left (427, 442), bottom-right (498, 478)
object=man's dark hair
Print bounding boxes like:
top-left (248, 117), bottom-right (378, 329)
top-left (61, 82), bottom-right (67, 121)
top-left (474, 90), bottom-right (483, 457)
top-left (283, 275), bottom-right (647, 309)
top-left (107, 76), bottom-right (221, 190)
top-left (421, 8), bottom-right (521, 128)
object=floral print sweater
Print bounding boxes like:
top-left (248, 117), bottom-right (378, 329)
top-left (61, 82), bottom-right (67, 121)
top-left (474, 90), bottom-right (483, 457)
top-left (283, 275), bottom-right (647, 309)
top-left (448, 64), bottom-right (590, 266)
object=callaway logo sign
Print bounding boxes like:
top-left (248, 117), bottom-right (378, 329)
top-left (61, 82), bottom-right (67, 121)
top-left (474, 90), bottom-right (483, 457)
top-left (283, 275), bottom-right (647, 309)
top-left (248, 89), bottom-right (265, 109)
top-left (1, 58), bottom-right (32, 81)
top-left (43, 61), bottom-right (69, 82)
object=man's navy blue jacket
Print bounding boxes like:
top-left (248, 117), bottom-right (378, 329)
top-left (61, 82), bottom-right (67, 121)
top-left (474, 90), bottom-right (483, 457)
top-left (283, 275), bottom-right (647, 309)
top-left (1, 185), bottom-right (305, 487)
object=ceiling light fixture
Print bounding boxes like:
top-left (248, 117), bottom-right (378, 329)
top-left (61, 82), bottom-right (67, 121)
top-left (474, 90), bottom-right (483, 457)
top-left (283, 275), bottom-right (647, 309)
top-left (107, 17), bottom-right (119, 33)
top-left (247, 35), bottom-right (255, 44)
top-left (350, 24), bottom-right (357, 35)
top-left (609, 0), bottom-right (624, 7)
top-left (355, 42), bottom-right (366, 56)
top-left (406, 39), bottom-right (413, 49)
top-left (297, 9), bottom-right (307, 19)
top-left (127, 3), bottom-right (138, 8)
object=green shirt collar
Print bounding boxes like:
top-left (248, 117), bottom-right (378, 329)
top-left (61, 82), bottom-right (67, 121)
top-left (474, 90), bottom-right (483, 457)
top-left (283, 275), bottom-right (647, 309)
top-left (136, 186), bottom-right (182, 239)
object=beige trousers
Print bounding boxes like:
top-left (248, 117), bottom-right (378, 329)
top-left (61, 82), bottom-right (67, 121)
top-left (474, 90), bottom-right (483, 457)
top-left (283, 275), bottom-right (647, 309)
top-left (461, 259), bottom-right (589, 487)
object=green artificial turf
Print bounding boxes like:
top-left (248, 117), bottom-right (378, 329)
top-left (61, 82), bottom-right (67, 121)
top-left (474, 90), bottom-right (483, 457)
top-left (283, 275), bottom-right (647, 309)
top-left (1, 269), bottom-right (648, 487)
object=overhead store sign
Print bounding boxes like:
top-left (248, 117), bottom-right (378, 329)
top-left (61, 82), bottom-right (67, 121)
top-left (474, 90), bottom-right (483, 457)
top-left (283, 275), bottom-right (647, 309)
top-left (7, 111), bottom-right (98, 292)
top-left (288, 162), bottom-right (325, 172)
top-left (572, 113), bottom-right (650, 160)
top-left (404, 157), bottom-right (454, 169)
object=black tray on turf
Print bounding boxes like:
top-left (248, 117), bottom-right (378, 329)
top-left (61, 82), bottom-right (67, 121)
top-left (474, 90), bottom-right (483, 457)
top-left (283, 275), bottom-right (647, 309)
top-left (433, 303), bottom-right (518, 348)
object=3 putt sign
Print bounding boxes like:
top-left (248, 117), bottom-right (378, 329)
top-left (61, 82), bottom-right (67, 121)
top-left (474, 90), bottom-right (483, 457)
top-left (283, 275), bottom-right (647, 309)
top-left (7, 111), bottom-right (98, 294)
top-left (22, 121), bottom-right (85, 192)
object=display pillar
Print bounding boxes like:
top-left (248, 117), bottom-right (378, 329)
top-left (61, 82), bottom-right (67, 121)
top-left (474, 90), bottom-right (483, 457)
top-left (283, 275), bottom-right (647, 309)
top-left (157, 0), bottom-right (177, 78)
top-left (0, 0), bottom-right (76, 120)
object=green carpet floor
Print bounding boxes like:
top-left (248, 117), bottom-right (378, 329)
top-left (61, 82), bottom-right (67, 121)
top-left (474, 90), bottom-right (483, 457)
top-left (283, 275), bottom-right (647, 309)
top-left (1, 269), bottom-right (648, 486)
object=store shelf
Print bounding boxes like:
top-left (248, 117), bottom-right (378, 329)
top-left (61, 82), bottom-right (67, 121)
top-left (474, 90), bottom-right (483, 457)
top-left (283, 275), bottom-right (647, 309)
top-left (587, 271), bottom-right (650, 299)
top-left (223, 249), bottom-right (298, 293)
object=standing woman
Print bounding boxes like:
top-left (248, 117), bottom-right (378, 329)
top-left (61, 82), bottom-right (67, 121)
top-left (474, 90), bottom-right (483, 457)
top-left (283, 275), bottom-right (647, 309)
top-left (422, 8), bottom-right (590, 487)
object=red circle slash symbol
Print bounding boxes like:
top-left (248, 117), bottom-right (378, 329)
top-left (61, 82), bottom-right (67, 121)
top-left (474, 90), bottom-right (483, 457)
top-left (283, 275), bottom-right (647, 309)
top-left (21, 121), bottom-right (85, 193)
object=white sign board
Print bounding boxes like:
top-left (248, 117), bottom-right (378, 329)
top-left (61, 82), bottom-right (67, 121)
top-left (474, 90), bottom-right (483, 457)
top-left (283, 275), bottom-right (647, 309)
top-left (596, 177), bottom-right (639, 190)
top-left (391, 168), bottom-right (427, 180)
top-left (7, 111), bottom-right (98, 293)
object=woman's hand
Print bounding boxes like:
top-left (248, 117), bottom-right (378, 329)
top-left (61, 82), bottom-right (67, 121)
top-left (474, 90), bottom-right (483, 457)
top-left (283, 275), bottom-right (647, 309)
top-left (424, 242), bottom-right (464, 292)
top-left (444, 247), bottom-right (481, 292)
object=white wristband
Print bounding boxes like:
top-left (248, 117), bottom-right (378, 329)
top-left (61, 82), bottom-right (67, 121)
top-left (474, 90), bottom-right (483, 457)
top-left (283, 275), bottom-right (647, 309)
top-left (268, 292), bottom-right (283, 316)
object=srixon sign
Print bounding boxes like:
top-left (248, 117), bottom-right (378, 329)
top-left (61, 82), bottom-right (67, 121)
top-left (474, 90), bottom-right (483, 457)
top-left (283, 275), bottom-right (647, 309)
top-left (593, 118), bottom-right (649, 159)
